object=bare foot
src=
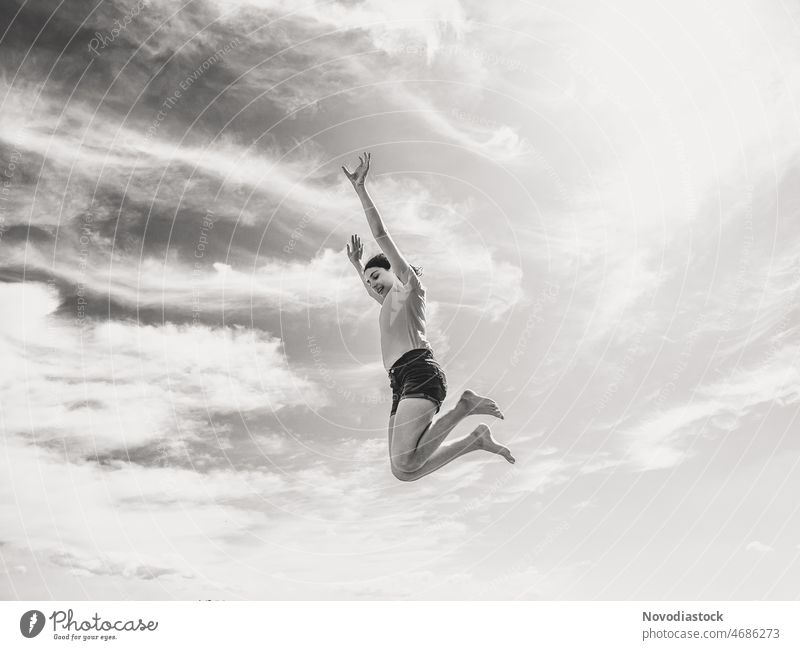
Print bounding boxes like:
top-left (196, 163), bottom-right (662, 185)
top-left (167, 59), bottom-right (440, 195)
top-left (459, 389), bottom-right (504, 419)
top-left (472, 424), bottom-right (515, 464)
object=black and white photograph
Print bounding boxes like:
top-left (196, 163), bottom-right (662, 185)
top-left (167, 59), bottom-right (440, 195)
top-left (1, 0), bottom-right (799, 637)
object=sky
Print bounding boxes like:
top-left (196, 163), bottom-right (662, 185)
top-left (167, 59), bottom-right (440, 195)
top-left (1, 0), bottom-right (799, 599)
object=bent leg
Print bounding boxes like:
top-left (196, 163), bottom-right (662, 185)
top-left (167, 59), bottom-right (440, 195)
top-left (390, 395), bottom-right (513, 480)
top-left (393, 424), bottom-right (514, 482)
top-left (389, 398), bottom-right (438, 472)
top-left (410, 390), bottom-right (505, 467)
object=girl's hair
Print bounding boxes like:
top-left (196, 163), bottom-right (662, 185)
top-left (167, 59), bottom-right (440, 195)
top-left (364, 252), bottom-right (423, 276)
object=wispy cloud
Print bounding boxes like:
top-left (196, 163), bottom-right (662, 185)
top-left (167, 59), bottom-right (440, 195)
top-left (745, 541), bottom-right (774, 554)
top-left (614, 341), bottom-right (800, 471)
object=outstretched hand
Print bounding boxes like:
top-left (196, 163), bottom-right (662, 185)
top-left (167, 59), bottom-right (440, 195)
top-left (346, 233), bottom-right (364, 266)
top-left (341, 152), bottom-right (371, 187)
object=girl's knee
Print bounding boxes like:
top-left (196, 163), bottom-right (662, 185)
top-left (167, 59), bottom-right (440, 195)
top-left (391, 457), bottom-right (422, 480)
top-left (392, 452), bottom-right (423, 473)
top-left (391, 466), bottom-right (415, 481)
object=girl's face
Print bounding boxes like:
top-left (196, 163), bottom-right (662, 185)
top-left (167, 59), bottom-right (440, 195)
top-left (364, 266), bottom-right (395, 297)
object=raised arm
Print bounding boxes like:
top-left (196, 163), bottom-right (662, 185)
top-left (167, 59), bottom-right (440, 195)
top-left (342, 152), bottom-right (411, 284)
top-left (346, 233), bottom-right (383, 304)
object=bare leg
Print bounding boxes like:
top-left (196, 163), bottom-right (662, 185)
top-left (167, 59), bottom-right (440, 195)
top-left (390, 391), bottom-right (511, 481)
top-left (393, 424), bottom-right (514, 482)
top-left (413, 390), bottom-right (504, 466)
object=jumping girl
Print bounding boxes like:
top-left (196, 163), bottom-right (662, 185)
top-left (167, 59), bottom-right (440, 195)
top-left (342, 152), bottom-right (515, 482)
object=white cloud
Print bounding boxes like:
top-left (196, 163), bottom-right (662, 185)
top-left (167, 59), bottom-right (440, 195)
top-left (0, 82), bottom-right (338, 227)
top-left (212, 0), bottom-right (468, 62)
top-left (745, 541), bottom-right (774, 554)
top-left (393, 87), bottom-right (531, 162)
top-left (0, 281), bottom-right (324, 457)
top-left (616, 342), bottom-right (800, 471)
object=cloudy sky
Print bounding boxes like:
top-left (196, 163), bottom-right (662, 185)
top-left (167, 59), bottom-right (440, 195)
top-left (1, 0), bottom-right (799, 599)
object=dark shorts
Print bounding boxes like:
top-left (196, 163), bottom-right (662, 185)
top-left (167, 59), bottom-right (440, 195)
top-left (388, 348), bottom-right (448, 417)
